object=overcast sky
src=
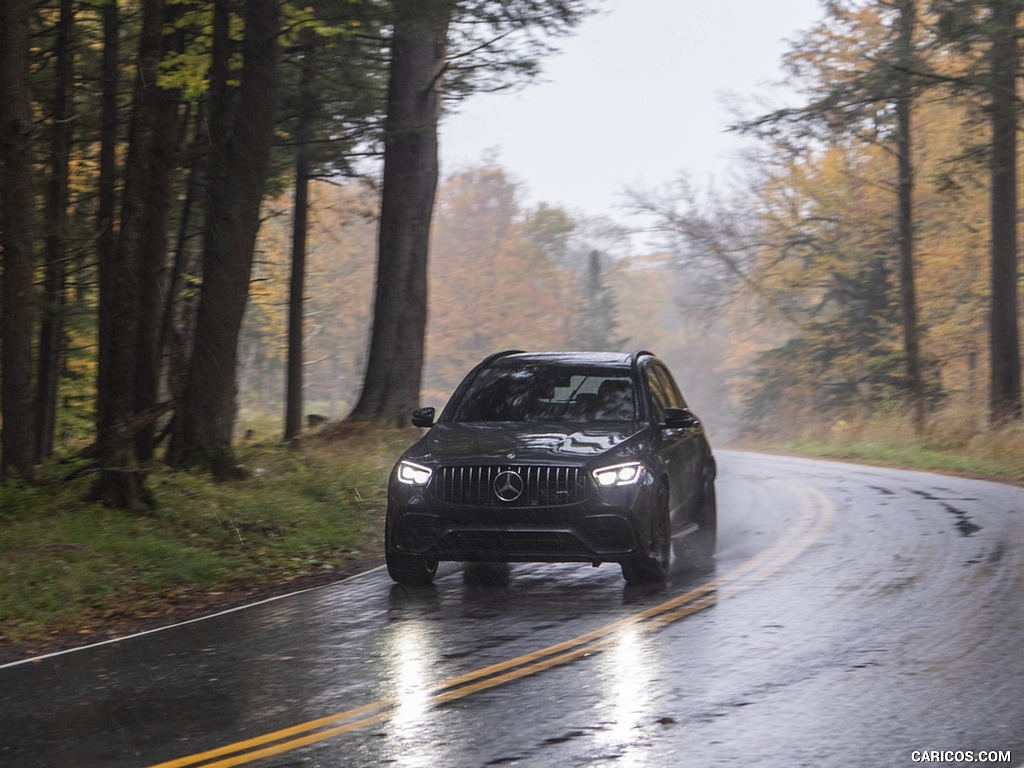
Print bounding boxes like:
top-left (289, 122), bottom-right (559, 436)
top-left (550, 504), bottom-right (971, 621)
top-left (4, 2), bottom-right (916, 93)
top-left (439, 0), bottom-right (824, 220)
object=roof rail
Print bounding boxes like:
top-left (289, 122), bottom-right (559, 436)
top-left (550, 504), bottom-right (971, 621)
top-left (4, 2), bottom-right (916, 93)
top-left (479, 349), bottom-right (525, 367)
top-left (629, 349), bottom-right (654, 373)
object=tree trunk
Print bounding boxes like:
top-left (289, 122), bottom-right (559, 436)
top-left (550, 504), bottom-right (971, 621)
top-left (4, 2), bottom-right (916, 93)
top-left (895, 0), bottom-right (925, 434)
top-left (171, 0), bottom-right (281, 474)
top-left (159, 107), bottom-right (206, 444)
top-left (134, 12), bottom-right (186, 462)
top-left (94, 0), bottom-right (118, 471)
top-left (165, 1), bottom-right (231, 470)
top-left (90, 0), bottom-right (168, 510)
top-left (285, 34), bottom-right (317, 442)
top-left (35, 0), bottom-right (75, 461)
top-left (349, 0), bottom-right (452, 425)
top-left (988, 0), bottom-right (1022, 424)
top-left (0, 0), bottom-right (37, 479)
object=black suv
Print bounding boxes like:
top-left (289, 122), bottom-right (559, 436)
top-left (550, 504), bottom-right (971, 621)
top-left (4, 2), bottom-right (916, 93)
top-left (385, 350), bottom-right (716, 585)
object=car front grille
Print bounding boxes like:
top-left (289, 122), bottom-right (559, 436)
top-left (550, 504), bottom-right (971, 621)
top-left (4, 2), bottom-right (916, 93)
top-left (433, 465), bottom-right (588, 507)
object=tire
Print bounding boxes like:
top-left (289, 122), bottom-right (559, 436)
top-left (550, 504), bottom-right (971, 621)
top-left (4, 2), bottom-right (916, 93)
top-left (385, 518), bottom-right (438, 586)
top-left (676, 462), bottom-right (716, 572)
top-left (621, 483), bottom-right (671, 585)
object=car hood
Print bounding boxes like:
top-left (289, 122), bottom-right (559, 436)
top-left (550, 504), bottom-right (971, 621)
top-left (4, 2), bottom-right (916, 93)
top-left (406, 421), bottom-right (647, 465)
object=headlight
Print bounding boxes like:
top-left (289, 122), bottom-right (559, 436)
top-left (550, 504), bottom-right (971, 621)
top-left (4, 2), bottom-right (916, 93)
top-left (396, 460), bottom-right (432, 486)
top-left (592, 462), bottom-right (645, 487)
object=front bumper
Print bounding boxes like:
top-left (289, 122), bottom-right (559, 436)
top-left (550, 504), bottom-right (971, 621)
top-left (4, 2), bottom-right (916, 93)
top-left (387, 482), bottom-right (655, 564)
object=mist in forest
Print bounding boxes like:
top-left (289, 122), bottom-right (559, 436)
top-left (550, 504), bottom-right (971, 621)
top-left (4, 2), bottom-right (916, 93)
top-left (241, 164), bottom-right (741, 441)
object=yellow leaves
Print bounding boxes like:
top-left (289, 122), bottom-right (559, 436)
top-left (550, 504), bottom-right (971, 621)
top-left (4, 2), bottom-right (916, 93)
top-left (158, 50), bottom-right (211, 100)
top-left (279, 3), bottom-right (359, 46)
top-left (735, 78), bottom-right (996, 419)
top-left (247, 180), bottom-right (378, 413)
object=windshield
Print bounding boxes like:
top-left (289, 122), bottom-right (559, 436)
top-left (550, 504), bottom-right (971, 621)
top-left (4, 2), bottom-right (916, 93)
top-left (449, 365), bottom-right (637, 423)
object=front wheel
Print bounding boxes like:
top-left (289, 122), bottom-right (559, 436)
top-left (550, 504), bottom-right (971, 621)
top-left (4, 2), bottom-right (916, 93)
top-left (385, 519), bottom-right (438, 586)
top-left (621, 484), bottom-right (671, 585)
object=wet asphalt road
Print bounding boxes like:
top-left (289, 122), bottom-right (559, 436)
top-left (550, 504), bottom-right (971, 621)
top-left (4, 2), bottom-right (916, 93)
top-left (2, 450), bottom-right (1022, 768)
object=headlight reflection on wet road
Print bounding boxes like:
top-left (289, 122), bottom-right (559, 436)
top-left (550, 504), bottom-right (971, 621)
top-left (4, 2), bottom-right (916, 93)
top-left (599, 625), bottom-right (651, 757)
top-left (388, 623), bottom-right (433, 765)
top-left (147, 480), bottom-right (833, 768)
top-left (390, 623), bottom-right (431, 728)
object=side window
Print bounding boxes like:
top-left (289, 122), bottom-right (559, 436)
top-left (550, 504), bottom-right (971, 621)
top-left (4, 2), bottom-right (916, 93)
top-left (656, 364), bottom-right (687, 410)
top-left (646, 364), bottom-right (686, 421)
top-left (646, 367), bottom-right (670, 421)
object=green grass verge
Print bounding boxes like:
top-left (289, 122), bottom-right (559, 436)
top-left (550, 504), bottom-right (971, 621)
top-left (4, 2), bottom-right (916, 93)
top-left (775, 438), bottom-right (1024, 482)
top-left (0, 425), bottom-right (414, 650)
top-left (732, 403), bottom-right (1024, 484)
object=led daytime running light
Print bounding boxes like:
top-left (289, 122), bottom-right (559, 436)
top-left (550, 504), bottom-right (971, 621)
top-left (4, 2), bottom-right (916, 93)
top-left (397, 461), bottom-right (433, 486)
top-left (593, 462), bottom-right (644, 487)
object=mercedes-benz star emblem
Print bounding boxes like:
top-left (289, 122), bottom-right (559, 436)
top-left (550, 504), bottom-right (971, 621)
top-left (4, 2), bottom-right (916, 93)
top-left (493, 470), bottom-right (524, 502)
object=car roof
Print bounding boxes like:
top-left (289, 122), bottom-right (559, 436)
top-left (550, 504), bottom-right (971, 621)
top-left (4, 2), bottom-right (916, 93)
top-left (486, 351), bottom-right (648, 369)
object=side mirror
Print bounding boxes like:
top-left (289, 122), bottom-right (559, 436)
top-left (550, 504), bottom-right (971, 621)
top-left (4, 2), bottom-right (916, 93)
top-left (663, 407), bottom-right (699, 430)
top-left (411, 407), bottom-right (436, 428)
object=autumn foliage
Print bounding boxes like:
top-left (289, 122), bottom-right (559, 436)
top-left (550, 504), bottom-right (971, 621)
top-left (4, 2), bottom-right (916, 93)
top-left (2, 0), bottom-right (1022, 490)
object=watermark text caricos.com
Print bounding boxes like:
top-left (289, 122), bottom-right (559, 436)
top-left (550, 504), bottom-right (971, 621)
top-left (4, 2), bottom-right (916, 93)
top-left (910, 751), bottom-right (1012, 763)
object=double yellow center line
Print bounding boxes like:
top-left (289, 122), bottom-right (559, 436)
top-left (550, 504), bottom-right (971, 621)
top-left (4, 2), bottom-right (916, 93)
top-left (150, 480), bottom-right (833, 768)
